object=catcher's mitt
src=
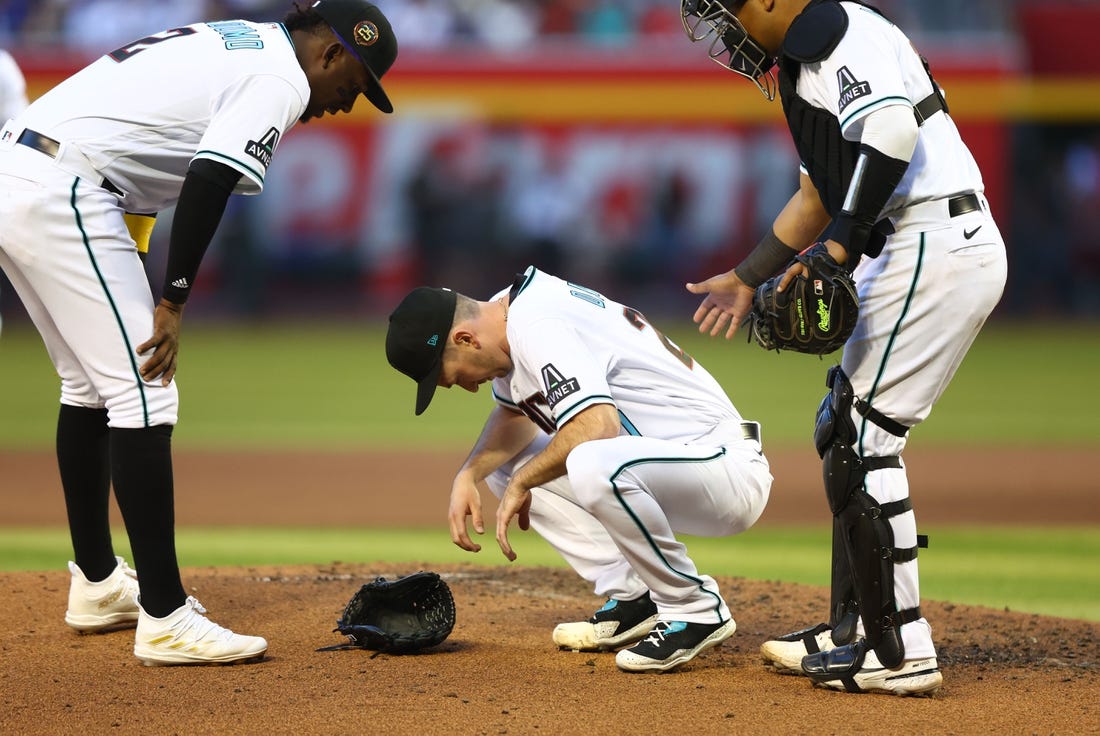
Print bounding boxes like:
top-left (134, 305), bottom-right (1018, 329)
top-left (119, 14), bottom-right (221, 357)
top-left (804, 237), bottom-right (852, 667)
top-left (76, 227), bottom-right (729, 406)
top-left (746, 243), bottom-right (859, 355)
top-left (326, 571), bottom-right (455, 654)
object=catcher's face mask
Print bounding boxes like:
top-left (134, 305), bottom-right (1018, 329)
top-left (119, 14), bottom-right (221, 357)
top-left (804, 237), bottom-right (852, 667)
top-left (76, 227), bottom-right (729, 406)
top-left (681, 0), bottom-right (777, 101)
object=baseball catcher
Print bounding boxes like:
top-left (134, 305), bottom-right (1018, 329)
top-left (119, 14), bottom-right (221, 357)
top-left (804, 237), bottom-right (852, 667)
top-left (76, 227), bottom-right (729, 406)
top-left (323, 572), bottom-right (456, 654)
top-left (745, 243), bottom-right (858, 355)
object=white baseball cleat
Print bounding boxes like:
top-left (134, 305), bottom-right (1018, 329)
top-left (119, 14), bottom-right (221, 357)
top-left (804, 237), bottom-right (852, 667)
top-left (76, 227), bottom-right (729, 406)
top-left (65, 556), bottom-right (140, 632)
top-left (553, 592), bottom-right (658, 651)
top-left (760, 622), bottom-right (837, 674)
top-left (134, 596), bottom-right (267, 666)
top-left (615, 618), bottom-right (736, 673)
top-left (803, 640), bottom-right (943, 696)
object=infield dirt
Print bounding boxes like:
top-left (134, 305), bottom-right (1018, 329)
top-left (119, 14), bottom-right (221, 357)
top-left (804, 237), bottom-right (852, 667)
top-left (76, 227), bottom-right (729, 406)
top-left (1, 446), bottom-right (1098, 735)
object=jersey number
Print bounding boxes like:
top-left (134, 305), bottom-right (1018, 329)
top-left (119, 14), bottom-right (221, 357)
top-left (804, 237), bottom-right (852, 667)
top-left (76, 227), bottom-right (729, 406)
top-left (622, 307), bottom-right (694, 369)
top-left (516, 393), bottom-right (556, 434)
top-left (109, 27), bottom-right (197, 62)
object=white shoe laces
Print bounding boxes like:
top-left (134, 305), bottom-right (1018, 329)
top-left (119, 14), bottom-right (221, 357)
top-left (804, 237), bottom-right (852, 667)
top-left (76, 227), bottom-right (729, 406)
top-left (170, 596), bottom-right (239, 645)
top-left (643, 621), bottom-right (672, 646)
top-left (117, 559), bottom-right (138, 581)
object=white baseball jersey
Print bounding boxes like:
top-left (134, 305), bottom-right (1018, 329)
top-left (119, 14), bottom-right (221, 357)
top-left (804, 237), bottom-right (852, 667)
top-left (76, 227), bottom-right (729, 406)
top-left (491, 267), bottom-right (742, 441)
top-left (15, 20), bottom-right (307, 212)
top-left (795, 2), bottom-right (984, 212)
top-left (481, 267), bottom-right (771, 623)
top-left (0, 49), bottom-right (28, 123)
top-left (0, 19), bottom-right (311, 429)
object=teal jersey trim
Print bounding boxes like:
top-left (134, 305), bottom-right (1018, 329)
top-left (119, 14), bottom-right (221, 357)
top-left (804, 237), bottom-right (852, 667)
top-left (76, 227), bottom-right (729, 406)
top-left (555, 394), bottom-right (614, 428)
top-left (618, 410), bottom-right (641, 436)
top-left (70, 178), bottom-right (150, 426)
top-left (839, 94), bottom-right (912, 131)
top-left (277, 22), bottom-right (292, 47)
top-left (512, 266), bottom-right (537, 299)
top-left (858, 232), bottom-right (925, 456)
top-left (194, 149), bottom-right (265, 184)
top-left (609, 452), bottom-right (729, 621)
top-left (492, 387), bottom-right (517, 408)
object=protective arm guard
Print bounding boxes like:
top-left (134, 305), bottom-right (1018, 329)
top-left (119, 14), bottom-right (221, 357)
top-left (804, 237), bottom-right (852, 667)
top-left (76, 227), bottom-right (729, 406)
top-left (830, 144), bottom-right (910, 264)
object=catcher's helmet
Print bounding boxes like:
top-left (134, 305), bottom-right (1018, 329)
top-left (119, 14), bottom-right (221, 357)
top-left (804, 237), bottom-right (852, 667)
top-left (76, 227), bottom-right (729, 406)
top-left (681, 0), bottom-right (777, 100)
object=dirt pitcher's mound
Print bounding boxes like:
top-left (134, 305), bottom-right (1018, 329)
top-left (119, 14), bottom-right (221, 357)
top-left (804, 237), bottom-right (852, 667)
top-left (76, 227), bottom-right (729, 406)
top-left (2, 563), bottom-right (1097, 736)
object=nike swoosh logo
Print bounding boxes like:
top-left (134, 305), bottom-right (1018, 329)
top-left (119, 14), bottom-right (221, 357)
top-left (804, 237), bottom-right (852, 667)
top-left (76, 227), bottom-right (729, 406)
top-left (963, 226), bottom-right (982, 240)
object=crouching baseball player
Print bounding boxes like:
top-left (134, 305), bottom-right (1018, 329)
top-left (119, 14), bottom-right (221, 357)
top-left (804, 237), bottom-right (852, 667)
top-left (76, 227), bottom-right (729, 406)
top-left (0, 0), bottom-right (397, 665)
top-left (386, 266), bottom-right (773, 672)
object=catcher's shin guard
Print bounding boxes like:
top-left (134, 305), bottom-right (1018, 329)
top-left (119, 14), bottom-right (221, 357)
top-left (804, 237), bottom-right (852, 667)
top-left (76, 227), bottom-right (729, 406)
top-left (815, 366), bottom-right (921, 668)
top-left (817, 366), bottom-right (860, 646)
top-left (829, 519), bottom-right (859, 647)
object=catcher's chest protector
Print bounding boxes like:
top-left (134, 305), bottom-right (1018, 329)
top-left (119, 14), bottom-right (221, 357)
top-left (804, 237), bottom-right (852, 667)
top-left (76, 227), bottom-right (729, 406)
top-left (777, 1), bottom-right (858, 217)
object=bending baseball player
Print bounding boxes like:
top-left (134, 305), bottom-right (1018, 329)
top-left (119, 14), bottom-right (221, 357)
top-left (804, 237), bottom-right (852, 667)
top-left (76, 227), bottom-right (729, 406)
top-left (0, 0), bottom-right (397, 665)
top-left (681, 0), bottom-right (1008, 695)
top-left (0, 47), bottom-right (28, 335)
top-left (386, 266), bottom-right (773, 673)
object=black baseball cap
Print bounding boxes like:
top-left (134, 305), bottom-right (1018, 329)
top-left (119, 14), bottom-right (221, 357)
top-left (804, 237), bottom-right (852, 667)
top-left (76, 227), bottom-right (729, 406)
top-left (386, 287), bottom-right (458, 415)
top-left (311, 0), bottom-right (398, 114)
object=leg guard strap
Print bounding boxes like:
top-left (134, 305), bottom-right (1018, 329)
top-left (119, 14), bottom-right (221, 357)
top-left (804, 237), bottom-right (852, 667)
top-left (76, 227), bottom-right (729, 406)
top-left (774, 622), bottom-right (832, 652)
top-left (854, 397), bottom-right (909, 437)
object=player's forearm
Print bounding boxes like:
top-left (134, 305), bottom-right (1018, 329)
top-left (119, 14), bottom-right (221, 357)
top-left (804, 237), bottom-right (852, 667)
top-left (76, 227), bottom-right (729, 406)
top-left (511, 403), bottom-right (620, 490)
top-left (457, 405), bottom-right (540, 483)
top-left (736, 178), bottom-right (830, 287)
top-left (160, 160), bottom-right (241, 304)
top-left (775, 174), bottom-right (832, 248)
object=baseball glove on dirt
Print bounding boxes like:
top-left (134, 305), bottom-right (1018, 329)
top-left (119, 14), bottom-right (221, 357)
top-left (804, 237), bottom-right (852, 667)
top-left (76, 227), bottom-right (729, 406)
top-left (746, 243), bottom-right (859, 355)
top-left (328, 571), bottom-right (455, 654)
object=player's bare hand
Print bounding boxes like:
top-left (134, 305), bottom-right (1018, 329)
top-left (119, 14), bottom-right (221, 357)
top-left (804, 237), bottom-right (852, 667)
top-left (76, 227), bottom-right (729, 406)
top-left (778, 240), bottom-right (848, 292)
top-left (495, 482), bottom-right (532, 562)
top-left (776, 261), bottom-right (807, 293)
top-left (137, 298), bottom-right (184, 386)
top-left (686, 269), bottom-right (755, 339)
top-left (448, 473), bottom-right (484, 553)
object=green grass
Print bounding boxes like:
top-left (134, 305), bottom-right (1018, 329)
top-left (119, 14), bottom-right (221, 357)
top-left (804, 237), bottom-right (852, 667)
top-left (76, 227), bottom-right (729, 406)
top-left (1, 321), bottom-right (1098, 449)
top-left (2, 321), bottom-right (1097, 624)
top-left (3, 525), bottom-right (1097, 622)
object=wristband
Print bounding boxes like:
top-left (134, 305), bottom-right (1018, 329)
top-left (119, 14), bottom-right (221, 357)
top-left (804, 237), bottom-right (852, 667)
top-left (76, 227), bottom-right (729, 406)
top-left (734, 229), bottom-right (797, 287)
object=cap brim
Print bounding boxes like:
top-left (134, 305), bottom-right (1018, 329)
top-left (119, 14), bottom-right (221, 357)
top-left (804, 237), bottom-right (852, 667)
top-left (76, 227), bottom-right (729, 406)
top-left (361, 66), bottom-right (393, 113)
top-left (414, 357), bottom-right (444, 415)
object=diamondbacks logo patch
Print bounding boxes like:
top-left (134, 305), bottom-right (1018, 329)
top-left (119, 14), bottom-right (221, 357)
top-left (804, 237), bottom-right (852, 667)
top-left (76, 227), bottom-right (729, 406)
top-left (836, 66), bottom-right (871, 114)
top-left (541, 363), bottom-right (579, 410)
top-left (245, 127), bottom-right (280, 167)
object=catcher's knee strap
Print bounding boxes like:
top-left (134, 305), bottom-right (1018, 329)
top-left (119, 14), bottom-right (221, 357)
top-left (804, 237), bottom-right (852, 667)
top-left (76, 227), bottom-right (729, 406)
top-left (854, 397), bottom-right (909, 438)
top-left (818, 364), bottom-right (910, 441)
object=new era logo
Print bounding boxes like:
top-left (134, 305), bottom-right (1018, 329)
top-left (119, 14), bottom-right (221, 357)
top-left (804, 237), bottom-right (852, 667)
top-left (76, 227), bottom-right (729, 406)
top-left (427, 334), bottom-right (439, 346)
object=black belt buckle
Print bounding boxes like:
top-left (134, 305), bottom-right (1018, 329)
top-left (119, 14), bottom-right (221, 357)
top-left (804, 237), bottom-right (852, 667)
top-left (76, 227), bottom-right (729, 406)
top-left (16, 129), bottom-right (61, 158)
top-left (948, 193), bottom-right (980, 218)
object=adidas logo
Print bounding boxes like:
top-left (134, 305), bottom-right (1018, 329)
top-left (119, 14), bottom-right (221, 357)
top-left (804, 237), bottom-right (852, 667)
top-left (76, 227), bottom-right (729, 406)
top-left (171, 277), bottom-right (190, 289)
